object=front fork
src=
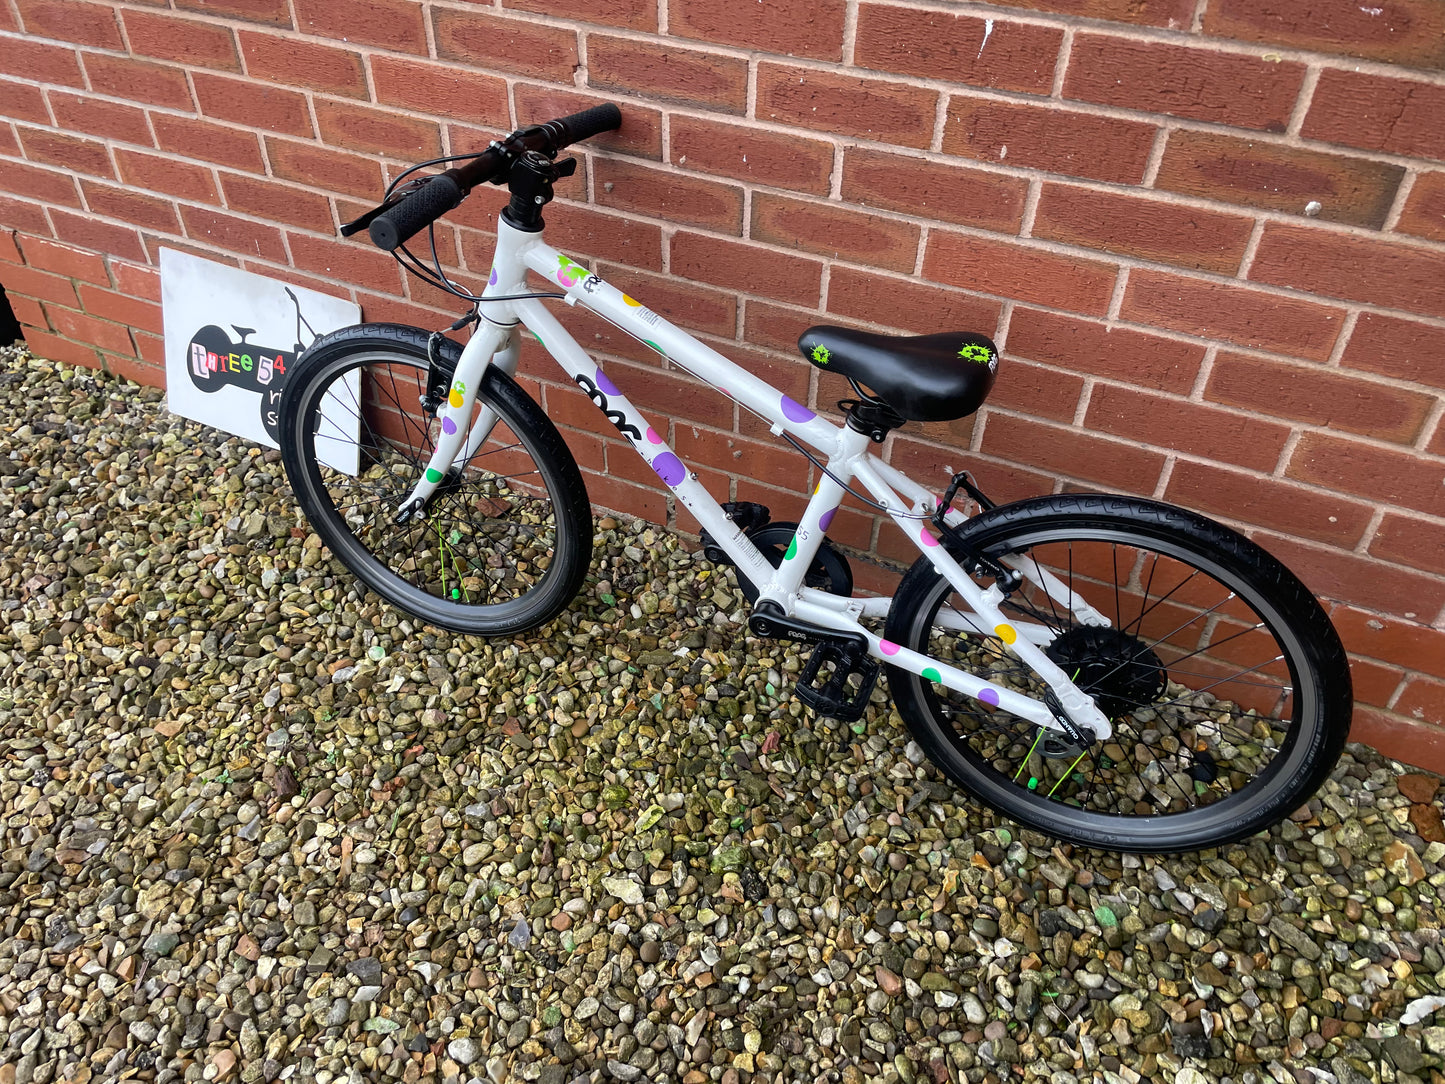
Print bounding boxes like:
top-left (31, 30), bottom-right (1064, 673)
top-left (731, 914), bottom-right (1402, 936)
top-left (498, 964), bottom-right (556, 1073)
top-left (396, 320), bottom-right (518, 522)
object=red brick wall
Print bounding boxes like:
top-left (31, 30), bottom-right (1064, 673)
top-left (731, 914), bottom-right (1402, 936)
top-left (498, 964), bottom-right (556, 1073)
top-left (2, 0), bottom-right (1443, 767)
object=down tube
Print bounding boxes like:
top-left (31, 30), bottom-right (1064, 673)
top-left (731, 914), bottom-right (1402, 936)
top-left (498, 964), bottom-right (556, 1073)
top-left (513, 299), bottom-right (778, 590)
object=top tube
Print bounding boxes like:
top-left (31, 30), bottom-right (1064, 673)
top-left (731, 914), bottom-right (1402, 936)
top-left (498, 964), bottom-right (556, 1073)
top-left (489, 225), bottom-right (847, 457)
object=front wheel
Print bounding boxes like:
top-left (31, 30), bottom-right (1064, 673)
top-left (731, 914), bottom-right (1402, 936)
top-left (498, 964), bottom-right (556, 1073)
top-left (884, 494), bottom-right (1352, 852)
top-left (279, 324), bottom-right (592, 635)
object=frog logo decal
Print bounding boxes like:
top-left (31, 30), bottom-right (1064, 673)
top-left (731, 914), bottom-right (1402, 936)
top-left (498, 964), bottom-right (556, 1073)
top-left (958, 343), bottom-right (993, 366)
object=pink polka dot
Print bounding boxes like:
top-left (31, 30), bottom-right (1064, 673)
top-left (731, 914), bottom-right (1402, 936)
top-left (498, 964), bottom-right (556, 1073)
top-left (646, 427), bottom-right (662, 444)
top-left (920, 529), bottom-right (939, 548)
top-left (879, 640), bottom-right (900, 656)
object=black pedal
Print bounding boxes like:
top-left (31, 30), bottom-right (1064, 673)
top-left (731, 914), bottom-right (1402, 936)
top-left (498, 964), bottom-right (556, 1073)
top-left (700, 501), bottom-right (771, 563)
top-left (795, 641), bottom-right (881, 723)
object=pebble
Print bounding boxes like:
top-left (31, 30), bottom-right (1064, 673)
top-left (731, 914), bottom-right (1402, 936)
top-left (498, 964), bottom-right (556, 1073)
top-left (601, 875), bottom-right (645, 906)
top-left (447, 1038), bottom-right (480, 1065)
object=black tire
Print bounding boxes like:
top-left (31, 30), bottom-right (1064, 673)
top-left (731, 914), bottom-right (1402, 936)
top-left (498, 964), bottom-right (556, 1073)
top-left (884, 494), bottom-right (1352, 853)
top-left (279, 324), bottom-right (592, 635)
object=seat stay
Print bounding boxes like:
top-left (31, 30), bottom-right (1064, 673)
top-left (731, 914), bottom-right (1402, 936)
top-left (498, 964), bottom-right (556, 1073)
top-left (850, 457), bottom-right (1115, 741)
top-left (870, 457), bottom-right (1112, 628)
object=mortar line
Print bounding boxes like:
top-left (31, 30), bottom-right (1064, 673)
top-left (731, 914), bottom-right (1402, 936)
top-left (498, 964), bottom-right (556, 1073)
top-left (1355, 507), bottom-right (1386, 555)
top-left (1325, 309), bottom-right (1361, 368)
top-left (930, 91), bottom-right (950, 154)
top-left (1018, 178), bottom-right (1042, 239)
top-left (843, 0), bottom-right (860, 67)
top-left (1188, 344), bottom-right (1219, 401)
top-left (1105, 267), bottom-right (1129, 321)
top-left (1272, 429), bottom-right (1303, 479)
top-left (1286, 66), bottom-right (1322, 140)
top-left (1236, 219), bottom-right (1266, 279)
top-left (1382, 170), bottom-right (1417, 233)
top-left (1141, 126), bottom-right (1169, 188)
top-left (1050, 28), bottom-right (1073, 99)
top-left (1072, 377), bottom-right (1094, 426)
top-left (1152, 455), bottom-right (1176, 500)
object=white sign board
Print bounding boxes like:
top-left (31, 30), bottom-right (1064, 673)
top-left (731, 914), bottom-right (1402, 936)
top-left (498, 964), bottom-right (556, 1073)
top-left (161, 249), bottom-right (361, 474)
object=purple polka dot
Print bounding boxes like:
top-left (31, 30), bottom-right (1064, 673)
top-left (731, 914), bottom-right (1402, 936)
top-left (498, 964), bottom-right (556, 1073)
top-left (646, 427), bottom-right (663, 444)
top-left (978, 687), bottom-right (1000, 707)
top-left (780, 395), bottom-right (815, 423)
top-left (651, 452), bottom-right (685, 487)
top-left (920, 529), bottom-right (939, 548)
top-left (441, 416), bottom-right (457, 435)
top-left (879, 639), bottom-right (900, 656)
top-left (818, 508), bottom-right (835, 532)
top-left (488, 268), bottom-right (498, 286)
top-left (595, 368), bottom-right (621, 396)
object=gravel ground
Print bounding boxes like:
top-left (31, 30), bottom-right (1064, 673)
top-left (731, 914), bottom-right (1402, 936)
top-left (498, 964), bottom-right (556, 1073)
top-left (1, 343), bottom-right (1444, 1084)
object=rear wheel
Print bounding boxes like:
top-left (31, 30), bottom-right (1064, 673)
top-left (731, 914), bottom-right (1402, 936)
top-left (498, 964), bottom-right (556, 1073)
top-left (279, 324), bottom-right (592, 635)
top-left (884, 495), bottom-right (1352, 852)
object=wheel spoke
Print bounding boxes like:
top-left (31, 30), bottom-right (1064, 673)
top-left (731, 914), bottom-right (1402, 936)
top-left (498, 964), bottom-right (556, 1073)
top-left (889, 498), bottom-right (1344, 850)
top-left (283, 348), bottom-right (586, 632)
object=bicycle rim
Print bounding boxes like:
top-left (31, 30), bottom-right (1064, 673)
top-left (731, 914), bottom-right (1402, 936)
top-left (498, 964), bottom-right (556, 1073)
top-left (888, 500), bottom-right (1346, 850)
top-left (285, 344), bottom-right (587, 633)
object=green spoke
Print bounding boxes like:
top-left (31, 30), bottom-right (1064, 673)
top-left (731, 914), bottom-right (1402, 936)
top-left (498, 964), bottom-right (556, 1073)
top-left (1013, 727), bottom-right (1047, 781)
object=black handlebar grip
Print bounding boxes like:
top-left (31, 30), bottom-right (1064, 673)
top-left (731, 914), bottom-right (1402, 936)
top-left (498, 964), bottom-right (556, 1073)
top-left (554, 103), bottom-right (623, 148)
top-left (369, 173), bottom-right (464, 252)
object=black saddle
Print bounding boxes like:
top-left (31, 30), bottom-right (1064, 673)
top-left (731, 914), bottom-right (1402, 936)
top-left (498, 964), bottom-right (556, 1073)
top-left (232, 325), bottom-right (257, 342)
top-left (797, 326), bottom-right (999, 422)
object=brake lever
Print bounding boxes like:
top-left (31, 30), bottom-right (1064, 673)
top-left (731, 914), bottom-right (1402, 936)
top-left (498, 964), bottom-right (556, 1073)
top-left (339, 178), bottom-right (436, 237)
top-left (341, 200), bottom-right (401, 237)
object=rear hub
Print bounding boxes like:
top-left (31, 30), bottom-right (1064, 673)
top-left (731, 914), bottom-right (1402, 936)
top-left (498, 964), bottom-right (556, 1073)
top-left (1044, 625), bottom-right (1167, 720)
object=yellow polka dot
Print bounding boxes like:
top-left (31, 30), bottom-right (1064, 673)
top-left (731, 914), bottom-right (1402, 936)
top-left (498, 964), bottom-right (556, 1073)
top-left (622, 294), bottom-right (641, 307)
top-left (994, 624), bottom-right (1016, 644)
top-left (449, 390), bottom-right (463, 408)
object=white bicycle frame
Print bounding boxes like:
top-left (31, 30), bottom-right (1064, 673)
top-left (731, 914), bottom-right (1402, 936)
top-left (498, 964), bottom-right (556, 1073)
top-left (401, 217), bottom-right (1115, 740)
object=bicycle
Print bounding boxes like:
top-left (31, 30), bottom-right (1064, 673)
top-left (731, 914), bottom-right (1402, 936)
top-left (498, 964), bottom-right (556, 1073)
top-left (277, 104), bottom-right (1353, 853)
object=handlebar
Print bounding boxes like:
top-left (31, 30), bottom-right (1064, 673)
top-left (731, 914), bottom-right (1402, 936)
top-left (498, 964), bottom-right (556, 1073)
top-left (364, 104), bottom-right (622, 252)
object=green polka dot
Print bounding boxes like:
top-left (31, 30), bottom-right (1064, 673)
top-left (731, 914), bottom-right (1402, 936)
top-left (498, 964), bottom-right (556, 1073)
top-left (643, 339), bottom-right (665, 354)
top-left (784, 536), bottom-right (798, 561)
top-left (922, 667), bottom-right (941, 683)
top-left (425, 468), bottom-right (443, 483)
top-left (530, 331), bottom-right (544, 346)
